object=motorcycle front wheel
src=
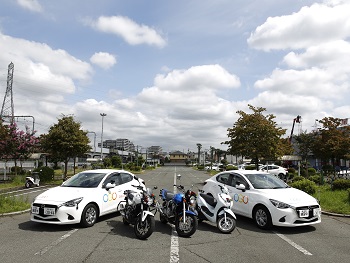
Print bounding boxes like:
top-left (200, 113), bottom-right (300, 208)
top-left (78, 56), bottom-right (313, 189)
top-left (134, 214), bottom-right (155, 240)
top-left (175, 214), bottom-right (198, 237)
top-left (217, 214), bottom-right (236, 233)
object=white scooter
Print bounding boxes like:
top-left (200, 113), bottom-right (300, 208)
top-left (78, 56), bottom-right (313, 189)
top-left (196, 185), bottom-right (236, 233)
top-left (25, 172), bottom-right (40, 188)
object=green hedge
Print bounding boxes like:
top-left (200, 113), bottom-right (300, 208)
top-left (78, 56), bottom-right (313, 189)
top-left (33, 166), bottom-right (54, 183)
top-left (332, 179), bottom-right (350, 191)
top-left (290, 179), bottom-right (316, 195)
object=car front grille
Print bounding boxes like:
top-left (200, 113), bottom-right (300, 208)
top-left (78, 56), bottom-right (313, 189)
top-left (295, 205), bottom-right (320, 219)
top-left (32, 203), bottom-right (58, 217)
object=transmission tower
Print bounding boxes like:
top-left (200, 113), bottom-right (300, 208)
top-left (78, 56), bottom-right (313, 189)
top-left (0, 62), bottom-right (15, 124)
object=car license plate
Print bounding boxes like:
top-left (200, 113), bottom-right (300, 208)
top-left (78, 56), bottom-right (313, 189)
top-left (299, 209), bottom-right (309, 217)
top-left (31, 206), bottom-right (39, 214)
top-left (44, 207), bottom-right (55, 215)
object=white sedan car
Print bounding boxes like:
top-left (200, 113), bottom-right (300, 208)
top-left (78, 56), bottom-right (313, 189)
top-left (202, 170), bottom-right (321, 229)
top-left (260, 164), bottom-right (288, 179)
top-left (31, 169), bottom-right (145, 227)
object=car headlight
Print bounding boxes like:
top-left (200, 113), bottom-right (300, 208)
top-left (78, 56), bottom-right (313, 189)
top-left (59, 197), bottom-right (83, 207)
top-left (270, 199), bottom-right (294, 209)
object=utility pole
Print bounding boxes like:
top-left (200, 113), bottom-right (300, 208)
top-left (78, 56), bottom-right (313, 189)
top-left (100, 113), bottom-right (107, 160)
top-left (0, 62), bottom-right (15, 124)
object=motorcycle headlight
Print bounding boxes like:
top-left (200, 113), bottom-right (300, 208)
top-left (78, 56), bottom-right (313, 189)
top-left (270, 199), bottom-right (294, 209)
top-left (60, 197), bottom-right (83, 207)
top-left (189, 196), bottom-right (196, 206)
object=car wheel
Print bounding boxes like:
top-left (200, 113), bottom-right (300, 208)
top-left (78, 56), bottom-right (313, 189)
top-left (278, 173), bottom-right (284, 180)
top-left (81, 203), bottom-right (98, 227)
top-left (253, 205), bottom-right (272, 230)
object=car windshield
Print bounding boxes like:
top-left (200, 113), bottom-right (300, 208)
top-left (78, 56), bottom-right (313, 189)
top-left (244, 173), bottom-right (288, 189)
top-left (62, 172), bottom-right (107, 188)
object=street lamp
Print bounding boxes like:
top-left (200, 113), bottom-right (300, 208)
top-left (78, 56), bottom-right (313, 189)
top-left (100, 113), bottom-right (107, 160)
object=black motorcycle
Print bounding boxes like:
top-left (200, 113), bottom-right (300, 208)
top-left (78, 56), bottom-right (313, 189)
top-left (158, 182), bottom-right (198, 237)
top-left (117, 178), bottom-right (156, 240)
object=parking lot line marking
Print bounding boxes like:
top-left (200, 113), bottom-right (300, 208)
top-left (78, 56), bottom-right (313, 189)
top-left (169, 167), bottom-right (179, 263)
top-left (34, 229), bottom-right (78, 256)
top-left (170, 226), bottom-right (179, 263)
top-left (274, 231), bottom-right (312, 256)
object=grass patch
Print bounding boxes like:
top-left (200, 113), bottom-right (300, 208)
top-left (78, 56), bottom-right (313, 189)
top-left (313, 185), bottom-right (350, 214)
top-left (0, 194), bottom-right (31, 214)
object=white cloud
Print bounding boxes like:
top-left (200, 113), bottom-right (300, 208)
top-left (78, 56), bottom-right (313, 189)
top-left (90, 52), bottom-right (116, 70)
top-left (247, 2), bottom-right (350, 51)
top-left (17, 0), bottom-right (43, 13)
top-left (88, 16), bottom-right (167, 47)
top-left (0, 33), bottom-right (93, 98)
top-left (283, 40), bottom-right (350, 73)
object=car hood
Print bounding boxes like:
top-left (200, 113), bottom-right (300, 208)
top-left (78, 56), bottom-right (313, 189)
top-left (257, 187), bottom-right (318, 206)
top-left (34, 186), bottom-right (98, 203)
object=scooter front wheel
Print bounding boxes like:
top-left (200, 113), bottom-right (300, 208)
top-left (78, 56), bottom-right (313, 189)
top-left (134, 214), bottom-right (155, 240)
top-left (217, 214), bottom-right (236, 233)
top-left (25, 181), bottom-right (32, 188)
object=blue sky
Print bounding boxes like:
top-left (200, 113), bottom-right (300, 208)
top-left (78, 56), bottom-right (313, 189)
top-left (1, 0), bottom-right (350, 153)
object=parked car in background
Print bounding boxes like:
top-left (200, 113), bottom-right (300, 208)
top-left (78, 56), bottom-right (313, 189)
top-left (202, 170), bottom-right (321, 229)
top-left (205, 164), bottom-right (220, 171)
top-left (259, 165), bottom-right (288, 180)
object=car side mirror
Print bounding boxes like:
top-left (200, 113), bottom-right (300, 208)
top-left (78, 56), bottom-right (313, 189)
top-left (105, 183), bottom-right (116, 190)
top-left (236, 183), bottom-right (246, 191)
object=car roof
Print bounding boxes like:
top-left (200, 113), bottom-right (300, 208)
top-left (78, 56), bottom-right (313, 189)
top-left (81, 169), bottom-right (131, 174)
top-left (212, 169), bottom-right (267, 177)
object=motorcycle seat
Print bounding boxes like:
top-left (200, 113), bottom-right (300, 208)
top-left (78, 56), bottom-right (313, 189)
top-left (165, 192), bottom-right (174, 201)
top-left (161, 189), bottom-right (175, 201)
top-left (200, 193), bottom-right (217, 207)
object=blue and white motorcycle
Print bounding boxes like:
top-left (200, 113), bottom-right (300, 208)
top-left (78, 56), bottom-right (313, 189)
top-left (158, 182), bottom-right (198, 237)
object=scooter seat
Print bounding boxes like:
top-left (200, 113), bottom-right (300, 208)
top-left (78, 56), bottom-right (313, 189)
top-left (200, 193), bottom-right (217, 207)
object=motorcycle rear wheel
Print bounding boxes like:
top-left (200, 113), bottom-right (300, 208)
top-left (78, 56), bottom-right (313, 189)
top-left (159, 213), bottom-right (168, 224)
top-left (175, 214), bottom-right (198, 237)
top-left (122, 216), bottom-right (129, 225)
top-left (134, 214), bottom-right (155, 240)
top-left (217, 214), bottom-right (236, 233)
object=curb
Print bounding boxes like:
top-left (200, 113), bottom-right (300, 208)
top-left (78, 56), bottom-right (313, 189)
top-left (0, 209), bottom-right (31, 217)
top-left (321, 211), bottom-right (350, 218)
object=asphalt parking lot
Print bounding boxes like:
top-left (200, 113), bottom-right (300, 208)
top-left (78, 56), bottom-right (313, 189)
top-left (1, 166), bottom-right (350, 263)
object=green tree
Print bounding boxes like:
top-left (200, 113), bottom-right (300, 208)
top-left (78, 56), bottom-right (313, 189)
top-left (40, 115), bottom-right (91, 178)
top-left (312, 117), bottom-right (350, 167)
top-left (111, 155), bottom-right (122, 168)
top-left (224, 105), bottom-right (286, 170)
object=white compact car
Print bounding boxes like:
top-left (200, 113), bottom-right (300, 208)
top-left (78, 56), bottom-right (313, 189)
top-left (202, 170), bottom-right (321, 229)
top-left (31, 169), bottom-right (145, 227)
top-left (260, 164), bottom-right (288, 179)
